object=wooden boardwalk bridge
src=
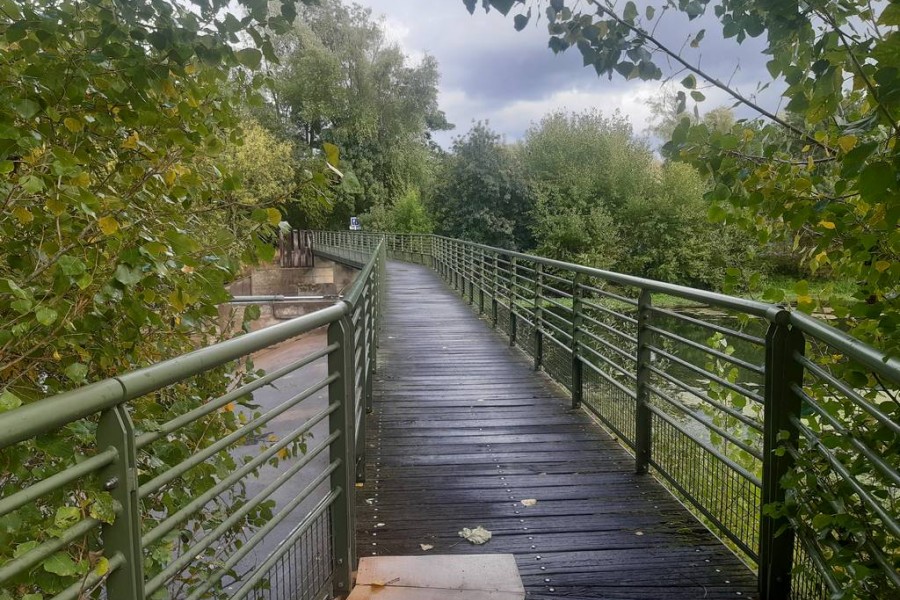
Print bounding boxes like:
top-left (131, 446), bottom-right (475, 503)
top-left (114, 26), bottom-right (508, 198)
top-left (356, 261), bottom-right (756, 599)
top-left (1, 232), bottom-right (896, 600)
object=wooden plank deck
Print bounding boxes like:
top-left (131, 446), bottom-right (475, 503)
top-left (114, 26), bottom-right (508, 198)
top-left (356, 261), bottom-right (757, 599)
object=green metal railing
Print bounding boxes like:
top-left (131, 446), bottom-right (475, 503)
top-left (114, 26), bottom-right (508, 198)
top-left (314, 231), bottom-right (899, 600)
top-left (0, 240), bottom-right (385, 600)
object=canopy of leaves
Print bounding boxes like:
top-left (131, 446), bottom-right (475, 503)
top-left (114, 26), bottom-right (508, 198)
top-left (430, 122), bottom-right (533, 249)
top-left (0, 0), bottom-right (314, 596)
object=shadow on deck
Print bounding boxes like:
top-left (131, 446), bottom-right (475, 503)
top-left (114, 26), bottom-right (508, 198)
top-left (356, 260), bottom-right (756, 599)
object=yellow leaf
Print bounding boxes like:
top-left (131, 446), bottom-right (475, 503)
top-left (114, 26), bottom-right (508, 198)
top-left (224, 402), bottom-right (235, 412)
top-left (797, 295), bottom-right (813, 306)
top-left (277, 448), bottom-right (289, 460)
top-left (265, 207), bottom-right (281, 226)
top-left (267, 433), bottom-right (278, 442)
top-left (180, 265), bottom-right (195, 274)
top-left (72, 171), bottom-right (91, 187)
top-left (63, 117), bottom-right (83, 133)
top-left (185, 64), bottom-right (197, 75)
top-left (168, 289), bottom-right (185, 311)
top-left (94, 556), bottom-right (109, 576)
top-left (122, 132), bottom-right (139, 150)
top-left (98, 216), bottom-right (119, 235)
top-left (12, 206), bottom-right (33, 224)
top-left (874, 260), bottom-right (890, 273)
top-left (819, 221), bottom-right (836, 230)
top-left (164, 169), bottom-right (177, 186)
top-left (162, 79), bottom-right (177, 97)
top-left (46, 197), bottom-right (66, 216)
top-left (836, 135), bottom-right (857, 153)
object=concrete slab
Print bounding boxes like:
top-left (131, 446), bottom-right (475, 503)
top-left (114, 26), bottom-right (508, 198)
top-left (347, 554), bottom-right (525, 600)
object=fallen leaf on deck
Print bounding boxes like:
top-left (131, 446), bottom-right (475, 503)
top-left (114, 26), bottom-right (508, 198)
top-left (375, 522), bottom-right (385, 527)
top-left (365, 498), bottom-right (374, 505)
top-left (458, 526), bottom-right (492, 544)
top-left (420, 544), bottom-right (434, 551)
top-left (521, 498), bottom-right (537, 506)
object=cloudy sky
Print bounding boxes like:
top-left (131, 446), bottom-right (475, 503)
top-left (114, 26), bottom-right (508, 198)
top-left (352, 0), bottom-right (782, 148)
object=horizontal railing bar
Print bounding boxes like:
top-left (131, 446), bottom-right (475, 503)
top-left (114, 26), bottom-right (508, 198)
top-left (648, 345), bottom-right (765, 404)
top-left (647, 383), bottom-right (763, 460)
top-left (648, 306), bottom-right (765, 346)
top-left (142, 408), bottom-right (340, 548)
top-left (791, 312), bottom-right (900, 382)
top-left (790, 384), bottom-right (900, 488)
top-left (648, 365), bottom-right (763, 432)
top-left (578, 329), bottom-right (637, 363)
top-left (135, 344), bottom-right (337, 450)
top-left (52, 551), bottom-right (125, 600)
top-left (579, 356), bottom-right (637, 400)
top-left (579, 297), bottom-right (638, 324)
top-left (0, 447), bottom-right (118, 518)
top-left (791, 416), bottom-right (900, 537)
top-left (539, 281), bottom-right (574, 298)
top-left (539, 315), bottom-right (573, 341)
top-left (648, 404), bottom-right (762, 487)
top-left (647, 325), bottom-right (765, 375)
top-left (144, 444), bottom-right (343, 596)
top-left (186, 490), bottom-right (339, 600)
top-left (795, 354), bottom-right (900, 436)
top-left (0, 517), bottom-right (103, 585)
top-left (580, 312), bottom-right (638, 343)
top-left (540, 270), bottom-right (574, 286)
top-left (139, 373), bottom-right (337, 499)
top-left (541, 296), bottom-right (574, 314)
top-left (228, 489), bottom-right (341, 600)
top-left (578, 282), bottom-right (639, 306)
top-left (541, 328), bottom-right (572, 354)
top-left (579, 341), bottom-right (637, 380)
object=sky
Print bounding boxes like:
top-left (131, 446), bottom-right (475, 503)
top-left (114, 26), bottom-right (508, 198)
top-left (352, 0), bottom-right (783, 148)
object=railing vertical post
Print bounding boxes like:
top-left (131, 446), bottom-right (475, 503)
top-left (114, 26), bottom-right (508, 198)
top-left (491, 253), bottom-right (499, 327)
top-left (759, 312), bottom-right (804, 600)
top-left (478, 248), bottom-right (485, 315)
top-left (466, 245), bottom-right (474, 305)
top-left (97, 405), bottom-right (145, 600)
top-left (571, 273), bottom-right (583, 409)
top-left (635, 289), bottom-right (652, 474)
top-left (328, 316), bottom-right (356, 596)
top-left (365, 288), bottom-right (375, 414)
top-left (533, 263), bottom-right (543, 371)
top-left (509, 256), bottom-right (518, 347)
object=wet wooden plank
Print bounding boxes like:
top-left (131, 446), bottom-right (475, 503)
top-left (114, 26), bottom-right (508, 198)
top-left (356, 261), bottom-right (757, 599)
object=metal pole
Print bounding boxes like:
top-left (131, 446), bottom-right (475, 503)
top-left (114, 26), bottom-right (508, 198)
top-left (635, 289), bottom-right (652, 474)
top-left (97, 406), bottom-right (145, 600)
top-left (328, 317), bottom-right (356, 596)
top-left (533, 263), bottom-right (544, 371)
top-left (759, 312), bottom-right (804, 600)
top-left (571, 273), bottom-right (583, 409)
top-left (509, 257), bottom-right (518, 347)
top-left (491, 253), bottom-right (499, 327)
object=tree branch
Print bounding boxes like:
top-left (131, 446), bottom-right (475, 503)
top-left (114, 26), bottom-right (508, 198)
top-left (585, 0), bottom-right (834, 153)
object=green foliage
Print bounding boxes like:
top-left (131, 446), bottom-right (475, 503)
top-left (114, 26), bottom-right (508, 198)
top-left (520, 110), bottom-right (754, 287)
top-left (0, 0), bottom-right (312, 597)
top-left (362, 188), bottom-right (434, 234)
top-left (430, 122), bottom-right (533, 249)
top-left (268, 0), bottom-right (452, 228)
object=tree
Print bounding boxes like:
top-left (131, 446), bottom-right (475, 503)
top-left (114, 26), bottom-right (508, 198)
top-left (520, 110), bottom-right (749, 286)
top-left (269, 0), bottom-right (452, 228)
top-left (361, 188), bottom-right (434, 233)
top-left (0, 1), bottom-right (314, 597)
top-left (431, 122), bottom-right (533, 249)
top-left (646, 87), bottom-right (735, 141)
